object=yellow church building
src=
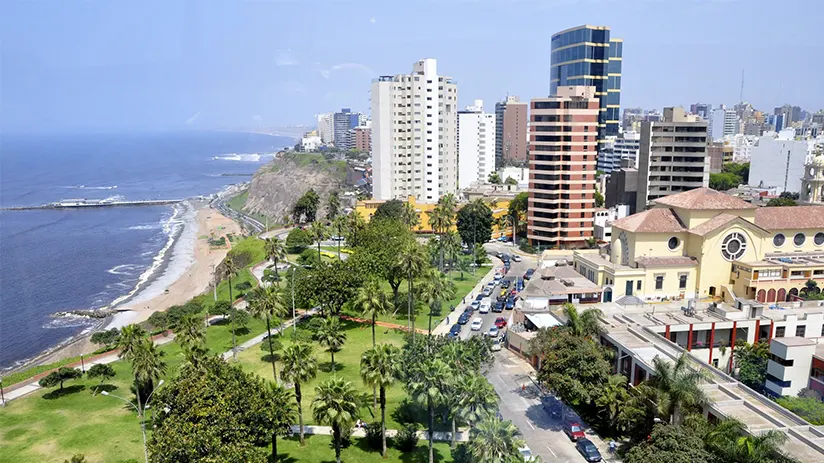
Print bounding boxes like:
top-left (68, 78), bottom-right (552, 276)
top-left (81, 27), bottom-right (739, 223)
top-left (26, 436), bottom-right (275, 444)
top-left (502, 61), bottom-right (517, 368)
top-left (573, 188), bottom-right (824, 304)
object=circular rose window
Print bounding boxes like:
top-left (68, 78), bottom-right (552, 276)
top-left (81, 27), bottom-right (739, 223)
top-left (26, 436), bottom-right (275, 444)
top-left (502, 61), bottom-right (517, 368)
top-left (721, 232), bottom-right (747, 261)
top-left (815, 232), bottom-right (824, 246)
top-left (794, 233), bottom-right (806, 247)
top-left (773, 234), bottom-right (785, 247)
top-left (668, 237), bottom-right (680, 251)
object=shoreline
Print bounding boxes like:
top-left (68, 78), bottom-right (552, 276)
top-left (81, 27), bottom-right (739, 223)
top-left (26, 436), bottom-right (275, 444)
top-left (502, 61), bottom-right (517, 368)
top-left (2, 201), bottom-right (241, 375)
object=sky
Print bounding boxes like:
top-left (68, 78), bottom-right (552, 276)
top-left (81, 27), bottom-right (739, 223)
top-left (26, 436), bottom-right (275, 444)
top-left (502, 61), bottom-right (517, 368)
top-left (1, 0), bottom-right (822, 133)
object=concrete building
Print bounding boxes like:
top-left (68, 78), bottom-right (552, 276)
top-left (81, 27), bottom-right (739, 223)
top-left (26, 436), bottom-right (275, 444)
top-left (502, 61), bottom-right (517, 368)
top-left (352, 126), bottom-right (371, 153)
top-left (370, 58), bottom-right (459, 203)
top-left (605, 161), bottom-right (639, 213)
top-left (602, 131), bottom-right (642, 171)
top-left (800, 155), bottom-right (824, 204)
top-left (550, 25), bottom-right (623, 144)
top-left (707, 142), bottom-right (734, 173)
top-left (317, 113), bottom-right (334, 144)
top-left (593, 204), bottom-right (630, 241)
top-left (494, 96), bottom-right (529, 167)
top-left (497, 166), bottom-right (530, 187)
top-left (636, 107), bottom-right (709, 213)
top-left (299, 132), bottom-right (322, 152)
top-left (527, 86), bottom-right (599, 249)
top-left (766, 337), bottom-right (817, 397)
top-left (710, 107), bottom-right (738, 140)
top-left (749, 134), bottom-right (814, 193)
top-left (690, 103), bottom-right (712, 119)
top-left (457, 100), bottom-right (496, 190)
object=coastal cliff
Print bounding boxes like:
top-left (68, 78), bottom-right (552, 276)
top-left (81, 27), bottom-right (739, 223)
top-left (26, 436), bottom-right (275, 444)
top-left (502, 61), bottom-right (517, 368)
top-left (242, 152), bottom-right (349, 223)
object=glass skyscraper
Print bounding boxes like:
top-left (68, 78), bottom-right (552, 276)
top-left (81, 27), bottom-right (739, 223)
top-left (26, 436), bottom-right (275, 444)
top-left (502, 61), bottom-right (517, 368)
top-left (550, 25), bottom-right (623, 141)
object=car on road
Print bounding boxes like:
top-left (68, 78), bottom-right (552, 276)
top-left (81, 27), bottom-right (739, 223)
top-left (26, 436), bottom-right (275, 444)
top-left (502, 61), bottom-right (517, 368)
top-left (482, 287), bottom-right (493, 297)
top-left (491, 338), bottom-right (502, 351)
top-left (517, 446), bottom-right (536, 462)
top-left (470, 300), bottom-right (480, 310)
top-left (493, 300), bottom-right (505, 312)
top-left (479, 300), bottom-right (491, 314)
top-left (487, 326), bottom-right (499, 337)
top-left (548, 401), bottom-right (562, 420)
top-left (575, 438), bottom-right (602, 462)
top-left (330, 235), bottom-right (345, 241)
top-left (500, 279), bottom-right (511, 288)
top-left (448, 324), bottom-right (462, 338)
top-left (494, 272), bottom-right (503, 281)
top-left (486, 280), bottom-right (497, 287)
top-left (505, 296), bottom-right (516, 310)
top-left (494, 317), bottom-right (507, 329)
top-left (523, 268), bottom-right (535, 280)
top-left (458, 311), bottom-right (471, 325)
top-left (501, 253), bottom-right (511, 262)
top-left (563, 422), bottom-right (586, 441)
top-left (470, 318), bottom-right (483, 331)
top-left (517, 278), bottom-right (525, 291)
top-left (495, 251), bottom-right (503, 258)
top-left (512, 255), bottom-right (522, 262)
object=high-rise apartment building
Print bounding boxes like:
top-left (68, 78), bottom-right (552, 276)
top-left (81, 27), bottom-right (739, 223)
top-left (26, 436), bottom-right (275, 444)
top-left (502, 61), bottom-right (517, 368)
top-left (458, 100), bottom-right (496, 190)
top-left (333, 108), bottom-right (363, 148)
top-left (690, 103), bottom-right (712, 119)
top-left (709, 108), bottom-right (737, 140)
top-left (550, 25), bottom-right (623, 143)
top-left (527, 86), bottom-right (599, 249)
top-left (636, 107), bottom-right (709, 212)
top-left (370, 58), bottom-right (459, 203)
top-left (317, 113), bottom-right (334, 144)
top-left (494, 96), bottom-right (528, 167)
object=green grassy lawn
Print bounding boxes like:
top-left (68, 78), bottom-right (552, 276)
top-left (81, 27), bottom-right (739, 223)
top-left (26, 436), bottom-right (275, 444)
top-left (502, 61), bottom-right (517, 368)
top-left (0, 317), bottom-right (272, 463)
top-left (225, 189), bottom-right (272, 226)
top-left (276, 434), bottom-right (455, 463)
top-left (237, 318), bottom-right (411, 430)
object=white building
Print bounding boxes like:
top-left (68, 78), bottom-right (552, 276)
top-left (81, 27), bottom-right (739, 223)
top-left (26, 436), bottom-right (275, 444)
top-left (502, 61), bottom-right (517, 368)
top-left (497, 166), bottom-right (529, 188)
top-left (766, 337), bottom-right (817, 397)
top-left (593, 204), bottom-right (630, 241)
top-left (370, 58), bottom-right (459, 203)
top-left (457, 100), bottom-right (496, 190)
top-left (614, 131), bottom-right (641, 168)
top-left (710, 108), bottom-right (738, 141)
top-left (724, 134), bottom-right (758, 162)
top-left (748, 134), bottom-right (814, 192)
top-left (316, 113), bottom-right (334, 144)
top-left (300, 133), bottom-right (322, 152)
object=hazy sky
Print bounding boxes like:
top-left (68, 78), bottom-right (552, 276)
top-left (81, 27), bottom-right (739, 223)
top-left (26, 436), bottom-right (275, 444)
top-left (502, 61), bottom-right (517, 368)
top-left (2, 0), bottom-right (822, 132)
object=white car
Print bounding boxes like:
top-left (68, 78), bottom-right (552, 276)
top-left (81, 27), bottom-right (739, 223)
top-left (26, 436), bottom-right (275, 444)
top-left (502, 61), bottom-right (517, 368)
top-left (470, 300), bottom-right (480, 310)
top-left (479, 301), bottom-right (491, 314)
top-left (513, 255), bottom-right (522, 262)
top-left (491, 339), bottom-right (502, 351)
top-left (518, 445), bottom-right (536, 462)
top-left (487, 326), bottom-right (499, 337)
top-left (470, 318), bottom-right (484, 331)
top-left (494, 272), bottom-right (503, 281)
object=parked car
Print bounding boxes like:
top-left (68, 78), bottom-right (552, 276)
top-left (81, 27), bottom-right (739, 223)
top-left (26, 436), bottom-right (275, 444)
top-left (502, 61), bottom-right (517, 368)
top-left (505, 296), bottom-right (516, 310)
top-left (494, 317), bottom-right (508, 329)
top-left (486, 280), bottom-right (497, 288)
top-left (487, 326), bottom-right (499, 337)
top-left (475, 293), bottom-right (484, 301)
top-left (512, 255), bottom-right (522, 262)
top-left (491, 338), bottom-right (503, 351)
top-left (458, 312), bottom-right (471, 325)
top-left (523, 268), bottom-right (535, 280)
top-left (575, 438), bottom-right (602, 462)
top-left (500, 279), bottom-right (511, 288)
top-left (479, 300), bottom-right (491, 314)
top-left (518, 446), bottom-right (536, 462)
top-left (449, 324), bottom-right (462, 337)
top-left (548, 401), bottom-right (562, 420)
top-left (495, 251), bottom-right (503, 258)
top-left (493, 300), bottom-right (505, 312)
top-left (563, 422), bottom-right (586, 441)
top-left (470, 300), bottom-right (480, 310)
top-left (501, 254), bottom-right (511, 263)
top-left (494, 272), bottom-right (503, 281)
top-left (517, 277), bottom-right (525, 291)
top-left (482, 287), bottom-right (493, 297)
top-left (470, 318), bottom-right (483, 331)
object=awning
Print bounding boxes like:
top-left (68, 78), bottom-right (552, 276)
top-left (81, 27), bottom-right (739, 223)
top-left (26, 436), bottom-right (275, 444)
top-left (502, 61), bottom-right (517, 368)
top-left (524, 313), bottom-right (563, 329)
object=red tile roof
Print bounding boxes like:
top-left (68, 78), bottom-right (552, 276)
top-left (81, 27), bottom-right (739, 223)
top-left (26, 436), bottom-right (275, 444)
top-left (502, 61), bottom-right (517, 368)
top-left (653, 187), bottom-right (755, 210)
top-left (688, 213), bottom-right (739, 237)
top-left (754, 206), bottom-right (824, 230)
top-left (610, 208), bottom-right (687, 233)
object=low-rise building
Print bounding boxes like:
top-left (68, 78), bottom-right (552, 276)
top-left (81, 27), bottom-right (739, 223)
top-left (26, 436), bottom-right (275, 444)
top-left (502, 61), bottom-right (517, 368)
top-left (593, 204), bottom-right (630, 241)
top-left (519, 264), bottom-right (603, 308)
top-left (766, 337), bottom-right (817, 397)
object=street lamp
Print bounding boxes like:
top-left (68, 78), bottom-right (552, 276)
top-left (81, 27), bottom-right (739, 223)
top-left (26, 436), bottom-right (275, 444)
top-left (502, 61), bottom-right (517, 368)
top-left (100, 379), bottom-right (164, 463)
top-left (291, 266), bottom-right (297, 334)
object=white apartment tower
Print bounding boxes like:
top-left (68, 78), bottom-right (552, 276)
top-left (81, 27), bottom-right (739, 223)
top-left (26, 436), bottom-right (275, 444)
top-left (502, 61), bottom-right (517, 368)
top-left (370, 58), bottom-right (458, 203)
top-left (710, 108), bottom-right (738, 141)
top-left (458, 100), bottom-right (496, 189)
top-left (316, 113), bottom-right (334, 144)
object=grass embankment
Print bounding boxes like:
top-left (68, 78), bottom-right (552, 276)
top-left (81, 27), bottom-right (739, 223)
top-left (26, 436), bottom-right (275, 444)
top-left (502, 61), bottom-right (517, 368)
top-left (272, 152), bottom-right (348, 183)
top-left (225, 189), bottom-right (272, 227)
top-left (277, 435), bottom-right (455, 462)
top-left (237, 318), bottom-right (410, 430)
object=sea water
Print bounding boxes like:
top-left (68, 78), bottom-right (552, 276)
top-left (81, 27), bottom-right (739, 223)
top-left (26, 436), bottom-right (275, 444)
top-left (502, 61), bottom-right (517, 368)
top-left (0, 131), bottom-right (293, 370)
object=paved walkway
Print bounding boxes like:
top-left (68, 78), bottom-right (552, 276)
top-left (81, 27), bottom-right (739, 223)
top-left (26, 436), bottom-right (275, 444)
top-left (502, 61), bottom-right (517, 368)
top-left (432, 265), bottom-right (496, 336)
top-left (290, 424), bottom-right (469, 442)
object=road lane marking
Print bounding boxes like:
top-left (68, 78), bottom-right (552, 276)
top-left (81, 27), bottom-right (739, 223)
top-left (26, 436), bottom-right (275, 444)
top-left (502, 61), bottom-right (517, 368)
top-left (526, 419), bottom-right (535, 430)
top-left (545, 444), bottom-right (557, 458)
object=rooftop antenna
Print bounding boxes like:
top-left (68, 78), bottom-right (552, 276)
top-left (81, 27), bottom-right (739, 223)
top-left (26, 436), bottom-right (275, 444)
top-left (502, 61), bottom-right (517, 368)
top-left (740, 69), bottom-right (745, 103)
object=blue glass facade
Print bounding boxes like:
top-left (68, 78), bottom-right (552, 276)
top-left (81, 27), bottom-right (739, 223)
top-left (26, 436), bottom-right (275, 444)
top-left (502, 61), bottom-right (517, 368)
top-left (550, 26), bottom-right (622, 140)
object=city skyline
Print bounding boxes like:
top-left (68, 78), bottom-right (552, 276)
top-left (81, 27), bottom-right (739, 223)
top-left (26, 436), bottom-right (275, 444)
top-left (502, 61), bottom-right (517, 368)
top-left (2, 0), bottom-right (823, 132)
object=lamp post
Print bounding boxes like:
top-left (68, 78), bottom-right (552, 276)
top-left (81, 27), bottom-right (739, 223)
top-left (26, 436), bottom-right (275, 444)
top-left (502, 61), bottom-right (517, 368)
top-left (291, 266), bottom-right (297, 334)
top-left (100, 379), bottom-right (164, 463)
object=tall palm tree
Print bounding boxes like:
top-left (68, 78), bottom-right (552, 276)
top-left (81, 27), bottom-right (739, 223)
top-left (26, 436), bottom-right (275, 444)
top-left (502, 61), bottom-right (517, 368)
top-left (401, 201), bottom-right (420, 230)
top-left (345, 211), bottom-right (366, 247)
top-left (419, 269), bottom-right (456, 336)
top-left (173, 313), bottom-right (206, 363)
top-left (222, 255), bottom-right (239, 361)
top-left (429, 206), bottom-right (454, 272)
top-left (396, 242), bottom-right (428, 338)
top-left (409, 358), bottom-right (451, 463)
top-left (451, 373), bottom-right (498, 449)
top-left (117, 324), bottom-right (148, 361)
top-left (332, 215), bottom-right (347, 259)
top-left (360, 344), bottom-right (401, 458)
top-left (562, 303), bottom-right (603, 337)
top-left (706, 417), bottom-right (793, 463)
top-left (354, 280), bottom-right (391, 347)
top-left (267, 382), bottom-right (297, 463)
top-left (442, 230), bottom-right (462, 275)
top-left (468, 411), bottom-right (526, 463)
top-left (312, 378), bottom-right (360, 463)
top-left (649, 353), bottom-right (709, 424)
top-left (248, 285), bottom-right (287, 382)
top-left (594, 374), bottom-right (630, 429)
top-left (129, 339), bottom-right (167, 409)
top-left (315, 317), bottom-right (346, 373)
top-left (264, 237), bottom-right (286, 284)
top-left (280, 343), bottom-right (318, 447)
top-left (309, 221), bottom-right (328, 262)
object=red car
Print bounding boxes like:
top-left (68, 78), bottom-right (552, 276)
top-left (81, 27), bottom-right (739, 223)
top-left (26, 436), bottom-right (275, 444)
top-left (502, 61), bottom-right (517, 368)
top-left (564, 422), bottom-right (585, 441)
top-left (494, 317), bottom-right (507, 329)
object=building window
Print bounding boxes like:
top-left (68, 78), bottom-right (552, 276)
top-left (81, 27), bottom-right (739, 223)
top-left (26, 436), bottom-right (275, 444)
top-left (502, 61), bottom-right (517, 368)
top-left (668, 237), bottom-right (680, 251)
top-left (796, 325), bottom-right (806, 337)
top-left (773, 234), bottom-right (785, 247)
top-left (721, 232), bottom-right (747, 261)
top-left (655, 275), bottom-right (664, 290)
top-left (794, 233), bottom-right (806, 247)
top-left (775, 326), bottom-right (785, 338)
top-left (679, 274), bottom-right (688, 289)
top-left (769, 354), bottom-right (794, 367)
top-left (637, 280), bottom-right (642, 290)
top-left (815, 232), bottom-right (824, 246)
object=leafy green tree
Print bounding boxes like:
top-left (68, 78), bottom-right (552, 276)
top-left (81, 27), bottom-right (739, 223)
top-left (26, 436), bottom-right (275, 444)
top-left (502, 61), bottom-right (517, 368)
top-left (508, 191), bottom-right (528, 238)
top-left (147, 311), bottom-right (169, 333)
top-left (562, 303), bottom-right (603, 337)
top-left (326, 191), bottom-right (341, 219)
top-left (594, 189), bottom-right (605, 207)
top-left (285, 227), bottom-right (313, 253)
top-left (344, 211), bottom-right (367, 247)
top-left (626, 422), bottom-right (716, 463)
top-left (767, 197), bottom-right (797, 207)
top-left (504, 176), bottom-right (518, 185)
top-left (309, 220), bottom-right (328, 262)
top-left (396, 241), bottom-right (428, 336)
top-left (280, 343), bottom-right (317, 446)
top-left (292, 188), bottom-right (320, 223)
top-left (349, 218), bottom-right (412, 306)
top-left (232, 309), bottom-right (251, 332)
top-left (704, 417), bottom-right (796, 463)
top-left (488, 171), bottom-right (502, 184)
top-left (408, 358), bottom-right (451, 463)
top-left (210, 300), bottom-right (232, 317)
top-left (467, 411), bottom-right (526, 463)
top-left (649, 353), bottom-right (709, 424)
top-left (86, 363), bottom-right (116, 394)
top-left (247, 285), bottom-right (288, 381)
top-left (710, 172), bottom-right (741, 191)
top-left (301, 260), bottom-right (361, 316)
top-left (312, 378), bottom-right (360, 463)
top-left (776, 396), bottom-right (824, 425)
top-left (595, 374), bottom-right (630, 430)
top-left (360, 344), bottom-right (401, 458)
top-left (373, 199), bottom-right (406, 222)
top-left (733, 341), bottom-right (769, 391)
top-left (90, 328), bottom-right (120, 348)
top-left (149, 356), bottom-right (285, 462)
top-left (456, 199), bottom-right (493, 247)
top-left (401, 201), bottom-right (420, 230)
top-left (38, 367), bottom-right (82, 391)
top-left (297, 247), bottom-right (321, 267)
top-left (723, 162), bottom-right (750, 184)
top-left (419, 269), bottom-right (457, 335)
top-left (264, 237), bottom-right (286, 282)
top-left (354, 279), bottom-right (391, 347)
top-left (174, 313), bottom-right (207, 363)
top-left (315, 317), bottom-right (346, 371)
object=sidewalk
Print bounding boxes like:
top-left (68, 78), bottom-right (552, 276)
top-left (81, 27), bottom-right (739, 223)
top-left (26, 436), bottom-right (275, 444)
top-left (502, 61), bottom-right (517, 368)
top-left (290, 424), bottom-right (470, 442)
top-left (432, 266), bottom-right (496, 335)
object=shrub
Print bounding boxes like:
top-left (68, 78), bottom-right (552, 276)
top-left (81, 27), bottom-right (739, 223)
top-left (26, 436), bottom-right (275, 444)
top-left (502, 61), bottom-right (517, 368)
top-left (519, 241), bottom-right (536, 254)
top-left (290, 328), bottom-right (313, 343)
top-left (235, 281), bottom-right (253, 292)
top-left (286, 228), bottom-right (312, 253)
top-left (90, 328), bottom-right (120, 347)
top-left (392, 424), bottom-right (419, 452)
top-left (364, 423), bottom-right (383, 450)
top-left (147, 312), bottom-right (168, 332)
top-left (297, 248), bottom-right (321, 267)
top-left (304, 317), bottom-right (326, 334)
top-left (451, 444), bottom-right (473, 463)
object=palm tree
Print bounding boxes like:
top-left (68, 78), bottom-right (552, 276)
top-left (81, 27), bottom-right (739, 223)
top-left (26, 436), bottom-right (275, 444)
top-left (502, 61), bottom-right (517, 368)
top-left (332, 215), bottom-right (347, 259)
top-left (360, 344), bottom-right (401, 458)
top-left (409, 358), bottom-right (451, 463)
top-left (452, 373), bottom-right (498, 449)
top-left (345, 212), bottom-right (365, 247)
top-left (709, 418), bottom-right (794, 463)
top-left (309, 221), bottom-right (328, 262)
top-left (468, 411), bottom-right (525, 463)
top-left (280, 343), bottom-right (318, 447)
top-left (429, 206), bottom-right (453, 272)
top-left (247, 285), bottom-right (287, 382)
top-left (222, 255), bottom-right (239, 361)
top-left (312, 378), bottom-right (360, 463)
top-left (117, 324), bottom-right (148, 361)
top-left (594, 374), bottom-right (630, 429)
top-left (173, 313), bottom-right (206, 363)
top-left (354, 280), bottom-right (391, 347)
top-left (396, 242), bottom-right (428, 338)
top-left (562, 302), bottom-right (603, 337)
top-left (315, 317), bottom-right (346, 373)
top-left (267, 382), bottom-right (297, 462)
top-left (264, 237), bottom-right (286, 284)
top-left (442, 230), bottom-right (462, 275)
top-left (129, 339), bottom-right (167, 409)
top-left (401, 201), bottom-right (420, 230)
top-left (649, 353), bottom-right (709, 424)
top-left (419, 269), bottom-right (456, 336)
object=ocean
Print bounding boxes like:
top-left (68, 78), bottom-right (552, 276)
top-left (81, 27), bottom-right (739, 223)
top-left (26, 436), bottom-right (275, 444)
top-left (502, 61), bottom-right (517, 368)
top-left (0, 131), bottom-right (293, 371)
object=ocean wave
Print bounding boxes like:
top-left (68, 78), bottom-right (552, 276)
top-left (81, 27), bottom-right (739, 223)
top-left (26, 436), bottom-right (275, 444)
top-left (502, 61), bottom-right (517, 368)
top-left (128, 224), bottom-right (161, 231)
top-left (107, 264), bottom-right (142, 276)
top-left (211, 152), bottom-right (276, 162)
top-left (65, 185), bottom-right (118, 190)
top-left (43, 315), bottom-right (98, 330)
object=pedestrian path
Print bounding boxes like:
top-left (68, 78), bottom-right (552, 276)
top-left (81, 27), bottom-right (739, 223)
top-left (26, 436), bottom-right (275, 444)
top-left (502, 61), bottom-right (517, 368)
top-left (432, 266), bottom-right (496, 335)
top-left (290, 424), bottom-right (470, 442)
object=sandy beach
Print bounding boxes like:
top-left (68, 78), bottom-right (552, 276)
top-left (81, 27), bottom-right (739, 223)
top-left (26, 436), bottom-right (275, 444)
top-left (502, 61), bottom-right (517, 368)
top-left (20, 203), bottom-right (241, 367)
